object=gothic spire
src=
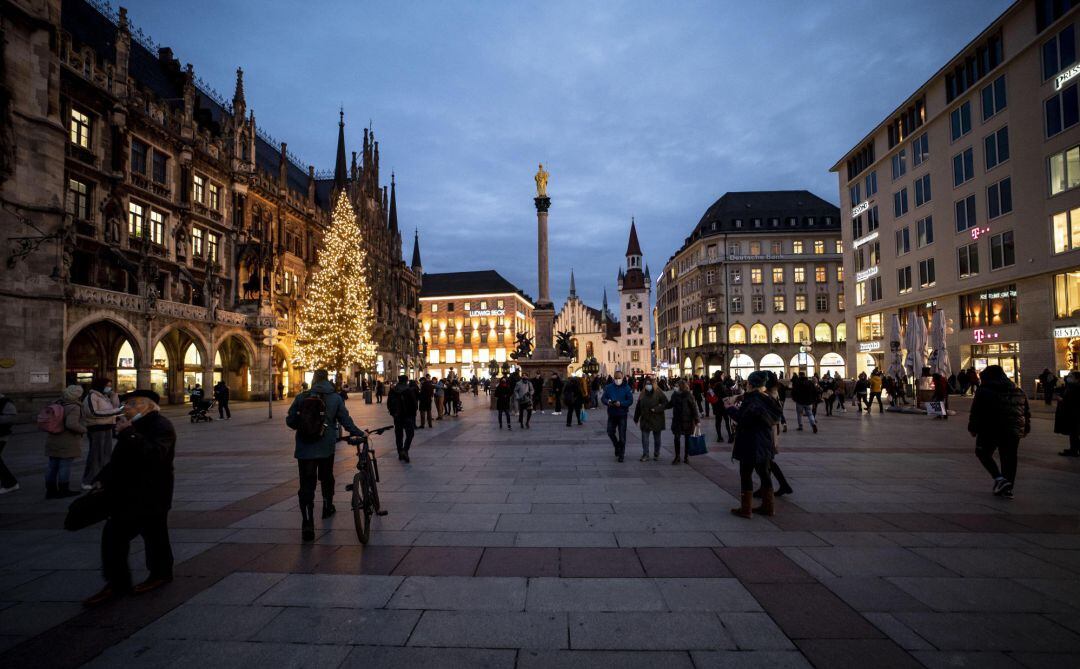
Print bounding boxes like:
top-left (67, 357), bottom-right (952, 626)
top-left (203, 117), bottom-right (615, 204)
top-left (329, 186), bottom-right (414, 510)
top-left (569, 268), bottom-right (576, 297)
top-left (388, 173), bottom-right (398, 234)
top-left (232, 67), bottom-right (245, 117)
top-left (625, 217), bottom-right (643, 257)
top-left (411, 229), bottom-right (422, 271)
top-left (333, 109), bottom-right (347, 191)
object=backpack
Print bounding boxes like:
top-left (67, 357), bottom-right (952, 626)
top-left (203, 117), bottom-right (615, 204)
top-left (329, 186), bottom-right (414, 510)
top-left (295, 392), bottom-right (327, 443)
top-left (37, 401), bottom-right (66, 434)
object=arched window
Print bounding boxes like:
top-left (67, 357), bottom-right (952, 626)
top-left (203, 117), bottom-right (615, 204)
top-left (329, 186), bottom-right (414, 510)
top-left (730, 353), bottom-right (755, 378)
top-left (836, 322), bottom-right (847, 342)
top-left (760, 353), bottom-right (785, 374)
top-left (728, 323), bottom-right (747, 344)
top-left (750, 323), bottom-right (768, 344)
top-left (771, 323), bottom-right (790, 344)
top-left (697, 326), bottom-right (704, 346)
top-left (820, 352), bottom-right (845, 378)
top-left (790, 352), bottom-right (816, 376)
top-left (793, 322), bottom-right (811, 344)
top-left (682, 330), bottom-right (689, 348)
top-left (815, 322), bottom-right (833, 342)
top-left (689, 328), bottom-right (696, 348)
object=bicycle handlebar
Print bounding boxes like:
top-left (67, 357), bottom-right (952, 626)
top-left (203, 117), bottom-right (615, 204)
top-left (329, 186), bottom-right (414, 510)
top-left (337, 425), bottom-right (394, 442)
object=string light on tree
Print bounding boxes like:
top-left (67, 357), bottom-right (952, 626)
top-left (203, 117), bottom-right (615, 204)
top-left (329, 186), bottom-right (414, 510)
top-left (294, 192), bottom-right (377, 378)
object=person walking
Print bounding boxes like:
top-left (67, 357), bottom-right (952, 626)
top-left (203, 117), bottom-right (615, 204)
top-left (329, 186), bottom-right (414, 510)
top-left (0, 392), bottom-right (19, 494)
top-left (83, 389), bottom-right (177, 607)
top-left (1055, 370), bottom-right (1080, 456)
top-left (691, 375), bottom-right (705, 414)
top-left (434, 377), bottom-right (445, 419)
top-left (968, 365), bottom-right (1030, 499)
top-left (418, 376), bottom-right (434, 429)
top-left (44, 384), bottom-right (86, 499)
top-left (791, 374), bottom-right (819, 433)
top-left (81, 377), bottom-right (123, 490)
top-left (551, 373), bottom-right (564, 415)
top-left (867, 370), bottom-right (885, 413)
top-left (820, 374), bottom-right (836, 417)
top-left (213, 380), bottom-right (231, 419)
top-left (387, 375), bottom-right (417, 462)
top-left (966, 367), bottom-right (980, 397)
top-left (854, 372), bottom-right (870, 413)
top-left (635, 379), bottom-right (666, 461)
top-left (495, 377), bottom-right (514, 430)
top-left (532, 373), bottom-right (545, 414)
top-left (729, 371), bottom-right (784, 519)
top-left (601, 371), bottom-right (633, 462)
top-left (563, 376), bottom-right (583, 427)
top-left (668, 379), bottom-right (699, 464)
top-left (1039, 368), bottom-right (1059, 406)
top-left (286, 369), bottom-right (364, 540)
top-left (833, 375), bottom-right (847, 413)
top-left (375, 379), bottom-right (386, 405)
top-left (514, 375), bottom-right (534, 428)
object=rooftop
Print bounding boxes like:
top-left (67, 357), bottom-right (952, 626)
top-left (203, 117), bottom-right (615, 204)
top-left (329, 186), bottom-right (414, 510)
top-left (419, 271), bottom-right (534, 305)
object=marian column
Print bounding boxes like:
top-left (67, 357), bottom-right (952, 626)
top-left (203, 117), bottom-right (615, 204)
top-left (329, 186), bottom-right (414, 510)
top-left (518, 164), bottom-right (563, 377)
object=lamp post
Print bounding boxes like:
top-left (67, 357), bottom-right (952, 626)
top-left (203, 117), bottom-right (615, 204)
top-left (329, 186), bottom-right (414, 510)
top-left (582, 356), bottom-right (599, 377)
top-left (262, 327), bottom-right (280, 419)
top-left (732, 348), bottom-right (741, 381)
top-left (799, 339), bottom-right (813, 376)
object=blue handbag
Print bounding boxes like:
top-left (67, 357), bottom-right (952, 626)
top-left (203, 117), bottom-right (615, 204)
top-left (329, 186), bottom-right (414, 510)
top-left (579, 408), bottom-right (587, 423)
top-left (687, 428), bottom-right (708, 456)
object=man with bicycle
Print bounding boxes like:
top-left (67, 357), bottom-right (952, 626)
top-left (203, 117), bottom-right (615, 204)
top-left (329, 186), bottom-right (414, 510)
top-left (286, 369), bottom-right (364, 542)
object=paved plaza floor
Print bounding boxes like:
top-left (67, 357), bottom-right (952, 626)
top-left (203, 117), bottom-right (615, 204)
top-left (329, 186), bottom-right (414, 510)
top-left (1, 392), bottom-right (1079, 668)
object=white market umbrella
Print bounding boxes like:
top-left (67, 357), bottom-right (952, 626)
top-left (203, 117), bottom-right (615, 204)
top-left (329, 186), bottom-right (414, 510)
top-left (887, 313), bottom-right (905, 381)
top-left (904, 310), bottom-right (927, 380)
top-left (928, 310), bottom-right (952, 378)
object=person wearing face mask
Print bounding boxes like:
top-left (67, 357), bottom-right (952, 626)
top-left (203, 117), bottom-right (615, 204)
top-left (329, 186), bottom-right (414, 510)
top-left (669, 380), bottom-right (700, 464)
top-left (634, 378), bottom-right (666, 461)
top-left (84, 389), bottom-right (176, 606)
top-left (601, 371), bottom-right (634, 462)
top-left (729, 371), bottom-right (784, 519)
top-left (81, 376), bottom-right (123, 490)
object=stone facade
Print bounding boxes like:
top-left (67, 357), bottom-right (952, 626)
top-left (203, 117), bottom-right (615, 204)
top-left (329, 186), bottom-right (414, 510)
top-left (0, 0), bottom-right (421, 407)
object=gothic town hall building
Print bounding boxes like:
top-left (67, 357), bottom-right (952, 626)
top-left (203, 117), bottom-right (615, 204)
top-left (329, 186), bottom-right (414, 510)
top-left (0, 0), bottom-right (422, 406)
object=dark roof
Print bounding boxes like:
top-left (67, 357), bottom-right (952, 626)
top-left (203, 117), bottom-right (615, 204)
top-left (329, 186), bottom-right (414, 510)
top-left (625, 220), bottom-right (642, 256)
top-left (420, 271), bottom-right (532, 303)
top-left (411, 231), bottom-right (422, 268)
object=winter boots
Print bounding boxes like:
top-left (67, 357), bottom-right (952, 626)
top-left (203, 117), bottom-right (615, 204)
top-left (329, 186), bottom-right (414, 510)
top-left (753, 488), bottom-right (776, 517)
top-left (730, 491), bottom-right (754, 519)
top-left (322, 500), bottom-right (336, 519)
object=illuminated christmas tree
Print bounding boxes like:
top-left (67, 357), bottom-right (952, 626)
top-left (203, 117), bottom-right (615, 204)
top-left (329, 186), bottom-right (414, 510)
top-left (294, 192), bottom-right (377, 377)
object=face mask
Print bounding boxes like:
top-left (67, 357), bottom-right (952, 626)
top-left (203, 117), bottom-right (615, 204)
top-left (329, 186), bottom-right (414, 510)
top-left (130, 412), bottom-right (143, 422)
top-left (103, 386), bottom-right (113, 394)
top-left (645, 384), bottom-right (654, 392)
top-left (614, 378), bottom-right (623, 385)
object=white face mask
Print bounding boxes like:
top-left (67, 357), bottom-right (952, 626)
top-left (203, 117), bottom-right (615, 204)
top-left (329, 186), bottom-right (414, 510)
top-left (645, 384), bottom-right (654, 392)
top-left (130, 412), bottom-right (143, 422)
top-left (103, 386), bottom-right (112, 394)
top-left (614, 377), bottom-right (624, 385)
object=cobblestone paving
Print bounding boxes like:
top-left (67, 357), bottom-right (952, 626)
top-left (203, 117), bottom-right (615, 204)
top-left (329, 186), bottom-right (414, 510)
top-left (1, 393), bottom-right (1078, 668)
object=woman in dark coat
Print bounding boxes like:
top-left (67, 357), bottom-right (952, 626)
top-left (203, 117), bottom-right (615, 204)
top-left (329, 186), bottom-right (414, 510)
top-left (668, 380), bottom-right (700, 465)
top-left (729, 371), bottom-right (784, 518)
top-left (1056, 371), bottom-right (1080, 457)
top-left (968, 365), bottom-right (1030, 498)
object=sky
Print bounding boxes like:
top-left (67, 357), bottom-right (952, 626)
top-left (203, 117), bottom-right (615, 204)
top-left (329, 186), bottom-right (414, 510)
top-left (117, 0), bottom-right (1012, 312)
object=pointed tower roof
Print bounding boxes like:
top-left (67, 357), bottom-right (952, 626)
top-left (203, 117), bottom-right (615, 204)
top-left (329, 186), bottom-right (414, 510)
top-left (333, 109), bottom-right (347, 191)
top-left (602, 287), bottom-right (609, 310)
top-left (411, 229), bottom-right (422, 269)
top-left (569, 269), bottom-right (576, 297)
top-left (232, 67), bottom-right (245, 116)
top-left (625, 217), bottom-right (643, 257)
top-left (388, 173), bottom-right (399, 234)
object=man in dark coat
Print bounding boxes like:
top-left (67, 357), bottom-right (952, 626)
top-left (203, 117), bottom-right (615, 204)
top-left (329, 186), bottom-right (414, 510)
top-left (562, 376), bottom-right (583, 427)
top-left (494, 377), bottom-right (514, 430)
top-left (1056, 371), bottom-right (1080, 456)
top-left (84, 389), bottom-right (176, 606)
top-left (601, 371), bottom-right (634, 462)
top-left (531, 373), bottom-right (545, 413)
top-left (551, 373), bottom-right (565, 415)
top-left (968, 365), bottom-right (1030, 499)
top-left (213, 380), bottom-right (231, 419)
top-left (387, 375), bottom-right (418, 462)
top-left (669, 379), bottom-right (699, 464)
top-left (728, 371), bottom-right (784, 519)
top-left (418, 376), bottom-right (434, 428)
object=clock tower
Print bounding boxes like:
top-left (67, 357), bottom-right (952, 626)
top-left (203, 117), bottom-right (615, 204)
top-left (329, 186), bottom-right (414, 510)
top-left (619, 218), bottom-right (653, 374)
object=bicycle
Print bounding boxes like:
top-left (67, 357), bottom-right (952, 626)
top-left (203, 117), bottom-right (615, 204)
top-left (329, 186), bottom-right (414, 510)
top-left (338, 426), bottom-right (392, 544)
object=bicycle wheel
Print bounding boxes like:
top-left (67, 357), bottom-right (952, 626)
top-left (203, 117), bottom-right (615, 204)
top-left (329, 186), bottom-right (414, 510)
top-left (357, 469), bottom-right (374, 544)
top-left (351, 472), bottom-right (368, 544)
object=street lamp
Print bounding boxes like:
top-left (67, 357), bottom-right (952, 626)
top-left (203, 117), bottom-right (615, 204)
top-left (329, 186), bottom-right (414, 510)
top-left (500, 361), bottom-right (510, 377)
top-left (261, 327), bottom-right (280, 419)
top-left (798, 339), bottom-right (813, 375)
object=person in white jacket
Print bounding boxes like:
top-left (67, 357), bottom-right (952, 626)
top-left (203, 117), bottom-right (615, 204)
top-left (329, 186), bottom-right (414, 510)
top-left (82, 377), bottom-right (123, 490)
top-left (513, 376), bottom-right (534, 429)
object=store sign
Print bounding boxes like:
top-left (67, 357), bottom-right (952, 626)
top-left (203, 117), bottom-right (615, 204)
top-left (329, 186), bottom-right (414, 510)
top-left (727, 254), bottom-right (785, 261)
top-left (1056, 63), bottom-right (1080, 91)
top-left (1053, 325), bottom-right (1080, 338)
top-left (858, 341), bottom-right (882, 352)
top-left (468, 309), bottom-right (505, 317)
top-left (979, 289), bottom-right (1017, 300)
top-left (972, 328), bottom-right (1000, 344)
top-left (855, 266), bottom-right (879, 282)
top-left (970, 225), bottom-right (991, 241)
top-left (851, 200), bottom-right (870, 217)
top-left (853, 230), bottom-right (879, 248)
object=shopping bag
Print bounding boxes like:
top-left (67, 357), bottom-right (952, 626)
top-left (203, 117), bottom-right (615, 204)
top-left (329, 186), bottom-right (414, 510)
top-left (687, 427), bottom-right (708, 456)
top-left (64, 489), bottom-right (109, 531)
top-left (925, 400), bottom-right (946, 417)
top-left (579, 408), bottom-right (587, 423)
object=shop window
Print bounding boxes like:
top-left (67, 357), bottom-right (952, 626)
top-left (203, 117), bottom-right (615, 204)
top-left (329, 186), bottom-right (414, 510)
top-left (857, 313), bottom-right (884, 341)
top-left (1054, 270), bottom-right (1080, 318)
top-left (1049, 144), bottom-right (1080, 195)
top-left (1052, 206), bottom-right (1080, 253)
top-left (959, 284), bottom-right (1018, 328)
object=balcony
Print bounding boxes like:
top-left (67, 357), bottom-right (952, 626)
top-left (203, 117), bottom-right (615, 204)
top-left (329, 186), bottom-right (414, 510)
top-left (65, 142), bottom-right (97, 167)
top-left (192, 202), bottom-right (224, 223)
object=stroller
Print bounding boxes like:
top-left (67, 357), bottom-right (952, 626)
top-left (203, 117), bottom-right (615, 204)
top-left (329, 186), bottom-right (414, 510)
top-left (189, 398), bottom-right (215, 423)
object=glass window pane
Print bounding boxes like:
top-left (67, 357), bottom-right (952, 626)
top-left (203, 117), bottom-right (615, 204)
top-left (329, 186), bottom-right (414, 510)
top-left (997, 127), bottom-right (1009, 162)
top-left (1068, 147), bottom-right (1080, 190)
top-left (1064, 85), bottom-right (1080, 129)
top-left (1054, 212), bottom-right (1070, 253)
top-left (1048, 97), bottom-right (1063, 137)
top-left (1045, 39), bottom-right (1059, 80)
top-left (1051, 153), bottom-right (1066, 194)
top-left (1062, 26), bottom-right (1077, 70)
top-left (1073, 208), bottom-right (1080, 250)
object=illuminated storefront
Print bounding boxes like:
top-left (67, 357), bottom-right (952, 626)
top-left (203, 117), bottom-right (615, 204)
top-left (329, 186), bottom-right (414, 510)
top-left (420, 271), bottom-right (535, 381)
top-left (1054, 270), bottom-right (1080, 374)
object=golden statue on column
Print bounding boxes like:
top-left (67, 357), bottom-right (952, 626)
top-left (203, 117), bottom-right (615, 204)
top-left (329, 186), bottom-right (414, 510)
top-left (535, 163), bottom-right (549, 198)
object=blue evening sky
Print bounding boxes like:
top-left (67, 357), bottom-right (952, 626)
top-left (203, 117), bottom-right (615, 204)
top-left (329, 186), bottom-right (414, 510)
top-left (117, 0), bottom-right (1011, 312)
